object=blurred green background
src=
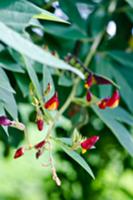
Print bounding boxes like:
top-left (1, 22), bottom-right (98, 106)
top-left (0, 0), bottom-right (133, 199)
top-left (0, 103), bottom-right (133, 200)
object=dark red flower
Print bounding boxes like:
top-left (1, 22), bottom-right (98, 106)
top-left (14, 147), bottom-right (25, 159)
top-left (98, 98), bottom-right (110, 109)
top-left (34, 140), bottom-right (46, 149)
top-left (0, 116), bottom-right (12, 126)
top-left (81, 136), bottom-right (99, 154)
top-left (93, 74), bottom-right (112, 85)
top-left (44, 92), bottom-right (59, 110)
top-left (106, 90), bottom-right (120, 108)
top-left (37, 119), bottom-right (44, 131)
top-left (98, 90), bottom-right (120, 109)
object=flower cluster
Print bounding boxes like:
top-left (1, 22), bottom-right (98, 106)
top-left (14, 139), bottom-right (46, 159)
top-left (65, 53), bottom-right (120, 110)
top-left (30, 82), bottom-right (59, 132)
top-left (85, 72), bottom-right (120, 109)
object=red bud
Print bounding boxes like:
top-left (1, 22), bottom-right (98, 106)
top-left (35, 149), bottom-right (43, 159)
top-left (34, 140), bottom-right (46, 149)
top-left (86, 90), bottom-right (92, 102)
top-left (14, 147), bottom-right (25, 159)
top-left (37, 119), bottom-right (44, 131)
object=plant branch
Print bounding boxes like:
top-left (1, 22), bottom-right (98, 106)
top-left (84, 32), bottom-right (104, 67)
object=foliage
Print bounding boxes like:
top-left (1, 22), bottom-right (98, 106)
top-left (0, 0), bottom-right (133, 194)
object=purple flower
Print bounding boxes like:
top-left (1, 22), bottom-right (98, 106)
top-left (0, 116), bottom-right (12, 126)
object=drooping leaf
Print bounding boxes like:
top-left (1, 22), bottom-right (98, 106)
top-left (92, 105), bottom-right (133, 157)
top-left (0, 0), bottom-right (68, 32)
top-left (61, 145), bottom-right (95, 179)
top-left (0, 88), bottom-right (18, 119)
top-left (107, 51), bottom-right (133, 68)
top-left (0, 22), bottom-right (84, 79)
top-left (0, 67), bottom-right (15, 93)
top-left (43, 65), bottom-right (55, 100)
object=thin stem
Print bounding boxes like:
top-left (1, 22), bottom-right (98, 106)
top-left (24, 128), bottom-right (31, 148)
top-left (84, 32), bottom-right (104, 67)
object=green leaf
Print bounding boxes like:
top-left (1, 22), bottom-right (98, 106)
top-left (43, 65), bottom-right (55, 100)
top-left (0, 0), bottom-right (68, 32)
top-left (92, 105), bottom-right (133, 157)
top-left (59, 0), bottom-right (87, 31)
top-left (61, 145), bottom-right (95, 179)
top-left (0, 103), bottom-right (9, 136)
top-left (0, 22), bottom-right (84, 79)
top-left (33, 13), bottom-right (69, 24)
top-left (125, 0), bottom-right (133, 8)
top-left (111, 107), bottom-right (133, 126)
top-left (0, 67), bottom-right (15, 93)
top-left (0, 50), bottom-right (24, 73)
top-left (14, 73), bottom-right (30, 97)
top-left (107, 51), bottom-right (133, 68)
top-left (43, 23), bottom-right (89, 40)
top-left (112, 66), bottom-right (133, 113)
top-left (0, 88), bottom-right (18, 119)
top-left (22, 56), bottom-right (42, 97)
top-left (58, 72), bottom-right (73, 87)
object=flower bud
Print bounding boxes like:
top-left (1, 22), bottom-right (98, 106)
top-left (35, 149), bottom-right (43, 159)
top-left (34, 140), bottom-right (46, 149)
top-left (0, 116), bottom-right (12, 126)
top-left (37, 119), bottom-right (44, 131)
top-left (14, 147), bottom-right (25, 159)
top-left (86, 90), bottom-right (92, 102)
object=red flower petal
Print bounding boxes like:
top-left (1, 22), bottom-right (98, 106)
top-left (34, 140), bottom-right (46, 149)
top-left (93, 74), bottom-right (112, 85)
top-left (106, 90), bottom-right (120, 108)
top-left (44, 92), bottom-right (59, 110)
top-left (81, 136), bottom-right (99, 151)
top-left (14, 147), bottom-right (25, 159)
top-left (98, 98), bottom-right (109, 109)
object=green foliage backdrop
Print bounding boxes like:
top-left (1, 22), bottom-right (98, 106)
top-left (0, 0), bottom-right (133, 199)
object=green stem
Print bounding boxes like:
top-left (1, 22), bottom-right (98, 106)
top-left (84, 32), bottom-right (104, 67)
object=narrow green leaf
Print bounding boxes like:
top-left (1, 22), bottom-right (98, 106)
top-left (0, 22), bottom-right (84, 79)
top-left (0, 67), bottom-right (15, 93)
top-left (33, 13), bottom-right (69, 24)
top-left (92, 105), bottom-right (133, 157)
top-left (61, 145), bottom-right (95, 179)
top-left (0, 88), bottom-right (18, 119)
top-left (22, 56), bottom-right (42, 97)
top-left (43, 65), bottom-right (55, 101)
top-left (108, 51), bottom-right (133, 68)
